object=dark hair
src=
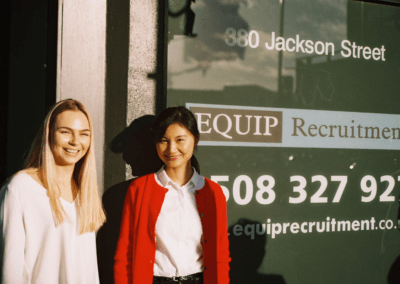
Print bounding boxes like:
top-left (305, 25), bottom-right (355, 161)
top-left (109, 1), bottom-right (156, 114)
top-left (152, 106), bottom-right (200, 173)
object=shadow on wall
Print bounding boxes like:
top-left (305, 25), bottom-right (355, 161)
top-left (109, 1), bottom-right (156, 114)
top-left (388, 253), bottom-right (400, 284)
top-left (229, 219), bottom-right (286, 284)
top-left (387, 208), bottom-right (400, 284)
top-left (96, 115), bottom-right (163, 284)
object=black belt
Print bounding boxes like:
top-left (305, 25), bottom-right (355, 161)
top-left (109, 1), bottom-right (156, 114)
top-left (153, 272), bottom-right (203, 283)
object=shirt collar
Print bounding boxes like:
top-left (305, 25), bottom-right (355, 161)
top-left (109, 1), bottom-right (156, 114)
top-left (156, 166), bottom-right (202, 189)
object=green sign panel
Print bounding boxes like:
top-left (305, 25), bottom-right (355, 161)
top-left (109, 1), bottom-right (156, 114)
top-left (167, 1), bottom-right (400, 283)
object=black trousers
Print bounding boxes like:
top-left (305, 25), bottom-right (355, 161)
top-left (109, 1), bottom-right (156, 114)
top-left (152, 280), bottom-right (203, 284)
top-left (152, 273), bottom-right (204, 284)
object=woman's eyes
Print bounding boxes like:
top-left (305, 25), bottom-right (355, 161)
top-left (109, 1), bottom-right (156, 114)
top-left (59, 130), bottom-right (89, 137)
top-left (159, 138), bottom-right (186, 143)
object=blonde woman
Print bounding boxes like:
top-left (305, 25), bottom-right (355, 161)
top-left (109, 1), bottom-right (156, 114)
top-left (0, 99), bottom-right (106, 283)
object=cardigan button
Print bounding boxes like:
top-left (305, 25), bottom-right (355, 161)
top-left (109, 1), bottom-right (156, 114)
top-left (204, 239), bottom-right (207, 243)
top-left (201, 213), bottom-right (204, 217)
top-left (204, 266), bottom-right (207, 271)
top-left (196, 191), bottom-right (199, 194)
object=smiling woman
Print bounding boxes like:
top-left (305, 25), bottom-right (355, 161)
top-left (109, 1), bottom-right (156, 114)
top-left (51, 110), bottom-right (91, 168)
top-left (155, 120), bottom-right (199, 184)
top-left (114, 106), bottom-right (231, 284)
top-left (0, 99), bottom-right (106, 284)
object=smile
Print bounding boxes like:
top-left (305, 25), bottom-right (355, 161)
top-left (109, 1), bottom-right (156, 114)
top-left (165, 155), bottom-right (179, 161)
top-left (64, 148), bottom-right (80, 154)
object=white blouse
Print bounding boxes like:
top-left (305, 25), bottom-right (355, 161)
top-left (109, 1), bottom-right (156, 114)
top-left (153, 167), bottom-right (205, 277)
top-left (0, 172), bottom-right (99, 284)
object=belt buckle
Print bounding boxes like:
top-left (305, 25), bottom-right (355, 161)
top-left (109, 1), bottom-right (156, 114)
top-left (171, 275), bottom-right (188, 282)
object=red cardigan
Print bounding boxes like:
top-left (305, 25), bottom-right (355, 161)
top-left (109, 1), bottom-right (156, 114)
top-left (114, 174), bottom-right (230, 284)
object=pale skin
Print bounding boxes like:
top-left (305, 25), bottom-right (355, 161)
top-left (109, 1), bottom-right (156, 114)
top-left (156, 123), bottom-right (198, 186)
top-left (27, 110), bottom-right (91, 203)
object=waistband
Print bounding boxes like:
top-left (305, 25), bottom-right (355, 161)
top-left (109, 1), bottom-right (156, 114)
top-left (153, 272), bottom-right (203, 282)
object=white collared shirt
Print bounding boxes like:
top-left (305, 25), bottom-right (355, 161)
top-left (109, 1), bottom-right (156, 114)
top-left (153, 167), bottom-right (205, 277)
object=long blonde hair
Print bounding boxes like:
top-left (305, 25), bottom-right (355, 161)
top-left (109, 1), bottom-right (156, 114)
top-left (24, 99), bottom-right (106, 234)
